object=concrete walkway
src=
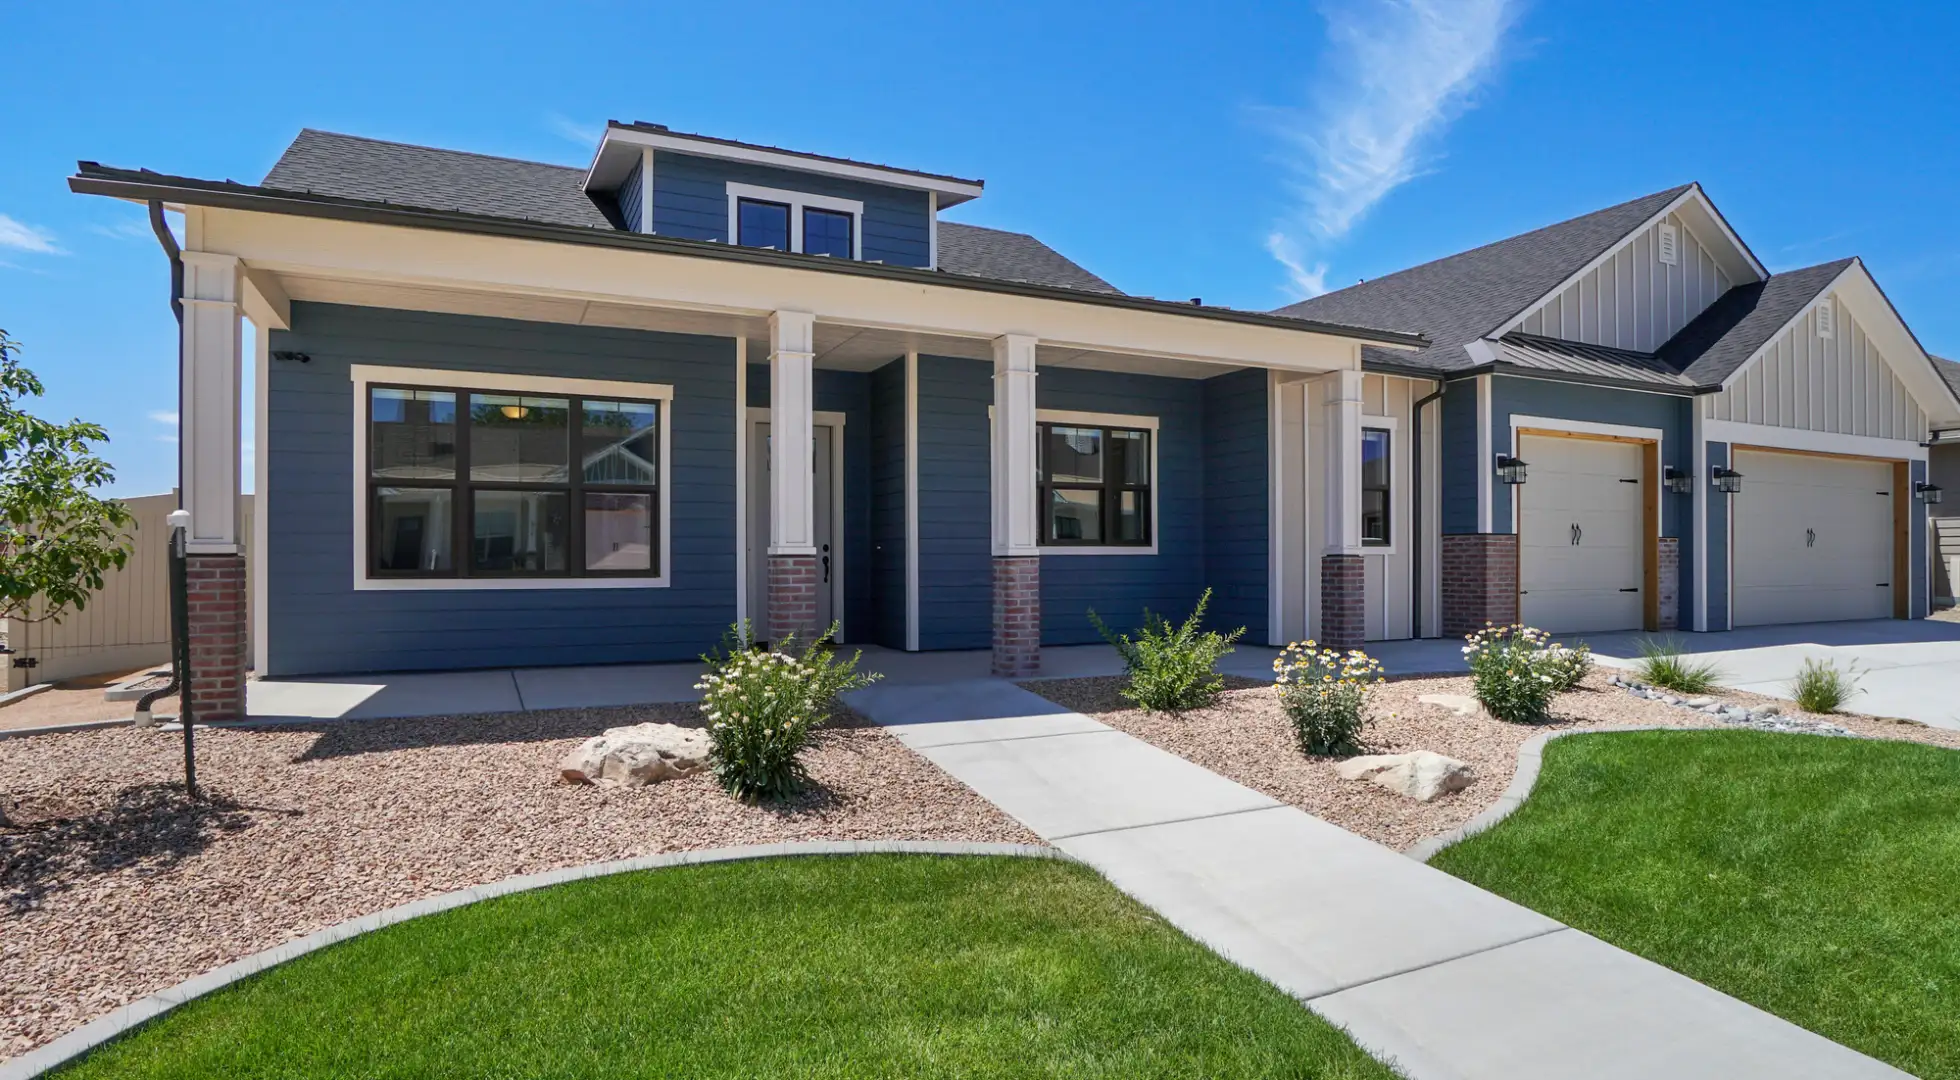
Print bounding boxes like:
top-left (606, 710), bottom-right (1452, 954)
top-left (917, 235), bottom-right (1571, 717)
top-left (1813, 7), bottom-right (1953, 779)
top-left (844, 678), bottom-right (1906, 1080)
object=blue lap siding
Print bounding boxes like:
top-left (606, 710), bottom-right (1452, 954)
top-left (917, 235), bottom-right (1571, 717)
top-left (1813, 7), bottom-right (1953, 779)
top-left (647, 153), bottom-right (931, 267)
top-left (1201, 368), bottom-right (1272, 644)
top-left (1704, 441), bottom-right (1730, 630)
top-left (869, 359), bottom-right (908, 648)
top-left (913, 355), bottom-right (993, 650)
top-left (264, 302), bottom-right (736, 676)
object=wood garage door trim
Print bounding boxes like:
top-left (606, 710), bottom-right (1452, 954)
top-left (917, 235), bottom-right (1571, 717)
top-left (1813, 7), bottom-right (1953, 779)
top-left (1516, 429), bottom-right (1662, 632)
top-left (1729, 445), bottom-right (1907, 623)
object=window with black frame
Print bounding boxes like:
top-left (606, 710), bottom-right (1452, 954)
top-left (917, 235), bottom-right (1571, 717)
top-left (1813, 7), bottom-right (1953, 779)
top-left (367, 384), bottom-right (660, 579)
top-left (1037, 422), bottom-right (1151, 546)
top-left (1361, 427), bottom-right (1391, 546)
top-left (736, 198), bottom-right (791, 251)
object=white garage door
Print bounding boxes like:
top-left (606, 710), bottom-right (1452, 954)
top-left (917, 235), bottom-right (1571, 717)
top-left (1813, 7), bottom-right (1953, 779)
top-left (1732, 450), bottom-right (1893, 626)
top-left (1518, 434), bottom-right (1647, 634)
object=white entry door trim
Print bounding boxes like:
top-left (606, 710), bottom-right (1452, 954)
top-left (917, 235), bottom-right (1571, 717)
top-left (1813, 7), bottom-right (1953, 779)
top-left (747, 407), bottom-right (846, 640)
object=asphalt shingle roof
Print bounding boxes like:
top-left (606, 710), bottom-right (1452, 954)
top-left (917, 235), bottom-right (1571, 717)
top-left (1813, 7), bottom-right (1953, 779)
top-left (1273, 184), bottom-right (1694, 374)
top-left (1661, 258), bottom-right (1854, 385)
top-left (260, 129), bottom-right (1117, 295)
top-left (1926, 354), bottom-right (1959, 401)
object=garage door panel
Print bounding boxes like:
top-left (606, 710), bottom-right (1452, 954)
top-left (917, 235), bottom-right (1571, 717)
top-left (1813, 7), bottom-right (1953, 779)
top-left (1732, 450), bottom-right (1893, 627)
top-left (1518, 434), bottom-right (1648, 635)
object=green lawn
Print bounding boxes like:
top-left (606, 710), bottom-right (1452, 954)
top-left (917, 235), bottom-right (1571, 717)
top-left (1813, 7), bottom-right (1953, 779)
top-left (58, 854), bottom-right (1396, 1079)
top-left (1431, 730), bottom-right (1960, 1080)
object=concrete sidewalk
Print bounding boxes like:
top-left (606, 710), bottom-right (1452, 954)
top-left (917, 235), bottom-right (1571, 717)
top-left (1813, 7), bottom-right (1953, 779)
top-left (845, 679), bottom-right (1906, 1080)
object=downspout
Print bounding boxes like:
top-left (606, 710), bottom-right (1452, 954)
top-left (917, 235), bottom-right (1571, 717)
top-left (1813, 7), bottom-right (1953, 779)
top-left (1411, 380), bottom-right (1446, 638)
top-left (135, 200), bottom-right (184, 728)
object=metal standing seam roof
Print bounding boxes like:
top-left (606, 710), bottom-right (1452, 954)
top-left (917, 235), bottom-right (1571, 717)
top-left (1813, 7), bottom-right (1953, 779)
top-left (1492, 334), bottom-right (1698, 388)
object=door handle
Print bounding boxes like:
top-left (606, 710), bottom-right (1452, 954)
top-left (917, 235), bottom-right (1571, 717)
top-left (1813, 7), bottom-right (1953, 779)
top-left (1805, 528), bottom-right (1816, 548)
top-left (1569, 523), bottom-right (1582, 546)
top-left (822, 542), bottom-right (831, 584)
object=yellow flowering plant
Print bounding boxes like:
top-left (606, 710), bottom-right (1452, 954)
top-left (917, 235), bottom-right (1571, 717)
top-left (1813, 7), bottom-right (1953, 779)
top-left (1273, 641), bottom-right (1385, 756)
top-left (695, 621), bottom-right (879, 800)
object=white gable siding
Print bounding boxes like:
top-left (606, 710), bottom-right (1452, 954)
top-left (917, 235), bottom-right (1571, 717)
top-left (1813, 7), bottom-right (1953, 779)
top-left (1511, 211), bottom-right (1733, 351)
top-left (1703, 297), bottom-right (1928, 440)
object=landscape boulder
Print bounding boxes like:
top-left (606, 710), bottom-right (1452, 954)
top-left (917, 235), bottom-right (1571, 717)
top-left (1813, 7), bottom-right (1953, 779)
top-left (560, 723), bottom-right (712, 786)
top-left (1336, 751), bottom-right (1475, 802)
top-left (1417, 693), bottom-right (1489, 720)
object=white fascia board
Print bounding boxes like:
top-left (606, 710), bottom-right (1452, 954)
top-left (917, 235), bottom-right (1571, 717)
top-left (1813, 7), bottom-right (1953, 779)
top-left (587, 128), bottom-right (984, 205)
top-left (1490, 184), bottom-right (1765, 339)
top-left (1708, 418), bottom-right (1928, 462)
top-left (199, 209), bottom-right (1369, 374)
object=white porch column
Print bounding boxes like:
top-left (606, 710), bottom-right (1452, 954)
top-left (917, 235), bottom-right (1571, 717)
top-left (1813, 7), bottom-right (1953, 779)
top-left (180, 251), bottom-right (243, 554)
top-left (766, 311), bottom-right (819, 643)
top-left (991, 334), bottom-right (1041, 676)
top-left (1319, 368), bottom-right (1366, 647)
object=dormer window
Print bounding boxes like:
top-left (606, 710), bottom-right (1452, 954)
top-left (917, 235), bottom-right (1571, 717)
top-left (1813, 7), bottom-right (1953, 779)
top-left (727, 182), bottom-right (863, 259)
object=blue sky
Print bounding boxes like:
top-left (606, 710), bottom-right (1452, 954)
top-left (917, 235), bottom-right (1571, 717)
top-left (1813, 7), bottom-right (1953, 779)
top-left (4, 0), bottom-right (1956, 496)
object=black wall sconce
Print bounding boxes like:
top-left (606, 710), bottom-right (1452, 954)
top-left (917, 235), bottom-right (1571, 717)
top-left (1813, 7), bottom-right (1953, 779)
top-left (1495, 454), bottom-right (1528, 485)
top-left (272, 350), bottom-right (311, 364)
top-left (1712, 466), bottom-right (1744, 494)
top-left (1663, 466), bottom-right (1694, 494)
top-left (1917, 481), bottom-right (1944, 505)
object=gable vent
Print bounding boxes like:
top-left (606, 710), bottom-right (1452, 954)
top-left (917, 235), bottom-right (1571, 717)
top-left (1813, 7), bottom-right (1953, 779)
top-left (1816, 296), bottom-right (1835, 339)
top-left (1657, 222), bottom-right (1679, 266)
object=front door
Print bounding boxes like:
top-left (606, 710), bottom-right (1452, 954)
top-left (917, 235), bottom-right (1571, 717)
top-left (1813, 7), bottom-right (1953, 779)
top-left (747, 419), bottom-right (838, 640)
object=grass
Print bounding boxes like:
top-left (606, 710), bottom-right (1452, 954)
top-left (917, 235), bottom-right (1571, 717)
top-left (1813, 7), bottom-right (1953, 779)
top-left (55, 854), bottom-right (1397, 1080)
top-left (1431, 730), bottom-right (1960, 1079)
top-left (1632, 636), bottom-right (1724, 694)
top-left (1790, 658), bottom-right (1861, 714)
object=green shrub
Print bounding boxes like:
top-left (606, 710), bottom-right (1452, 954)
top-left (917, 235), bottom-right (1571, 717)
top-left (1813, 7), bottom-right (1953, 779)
top-left (1089, 588), bottom-right (1245, 713)
top-left (1541, 642), bottom-right (1594, 692)
top-left (1634, 637), bottom-right (1724, 694)
top-left (1273, 642), bottom-right (1384, 756)
top-left (1463, 625), bottom-right (1561, 724)
top-left (695, 622), bottom-right (879, 800)
top-left (1790, 658), bottom-right (1861, 714)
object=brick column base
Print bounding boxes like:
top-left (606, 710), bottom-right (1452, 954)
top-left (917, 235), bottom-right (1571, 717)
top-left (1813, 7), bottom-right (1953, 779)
top-left (1319, 554), bottom-right (1366, 650)
top-left (992, 556), bottom-right (1041, 678)
top-left (1441, 533), bottom-right (1519, 638)
top-left (1656, 537), bottom-right (1680, 631)
top-left (186, 553), bottom-right (247, 722)
top-left (766, 554), bottom-right (819, 646)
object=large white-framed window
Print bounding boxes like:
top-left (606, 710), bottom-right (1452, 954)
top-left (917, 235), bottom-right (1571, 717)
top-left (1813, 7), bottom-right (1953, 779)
top-left (726, 182), bottom-right (865, 260)
top-left (350, 365), bottom-right (673, 591)
top-left (1034, 408), bottom-right (1159, 556)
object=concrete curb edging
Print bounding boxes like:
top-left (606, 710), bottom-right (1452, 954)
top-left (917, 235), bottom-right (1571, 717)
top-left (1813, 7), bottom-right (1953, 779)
top-left (0, 840), bottom-right (1067, 1080)
top-left (1403, 725), bottom-right (1722, 864)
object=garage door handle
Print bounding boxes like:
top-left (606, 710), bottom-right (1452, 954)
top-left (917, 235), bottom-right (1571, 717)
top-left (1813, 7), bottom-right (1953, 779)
top-left (1619, 588), bottom-right (1639, 593)
top-left (1569, 523), bottom-right (1582, 546)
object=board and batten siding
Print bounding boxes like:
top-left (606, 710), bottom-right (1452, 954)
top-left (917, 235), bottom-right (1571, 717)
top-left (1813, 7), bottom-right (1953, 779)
top-left (265, 302), bottom-right (738, 676)
top-left (1702, 297), bottom-right (1929, 441)
top-left (1509, 210), bottom-right (1734, 353)
top-left (646, 153), bottom-right (932, 267)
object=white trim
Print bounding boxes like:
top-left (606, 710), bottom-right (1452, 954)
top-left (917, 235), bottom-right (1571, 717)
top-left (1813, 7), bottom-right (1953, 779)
top-left (747, 407), bottom-right (847, 638)
top-left (1476, 374), bottom-right (1492, 533)
top-left (726, 182), bottom-right (864, 260)
top-left (1509, 415), bottom-right (1665, 549)
top-left (348, 364), bottom-right (673, 592)
top-left (903, 350), bottom-right (920, 651)
top-left (926, 193), bottom-right (939, 272)
top-left (591, 126), bottom-right (985, 203)
top-left (1359, 416), bottom-right (1400, 556)
top-left (733, 339), bottom-right (748, 624)
top-left (1267, 371), bottom-right (1283, 646)
top-left (1703, 418), bottom-right (1928, 462)
top-left (1031, 408), bottom-right (1160, 557)
top-left (1692, 408), bottom-right (1708, 632)
top-left (250, 321), bottom-right (269, 673)
top-left (637, 147), bottom-right (654, 235)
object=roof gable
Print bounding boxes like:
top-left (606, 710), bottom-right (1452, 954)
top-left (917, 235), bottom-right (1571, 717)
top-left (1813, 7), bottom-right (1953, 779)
top-left (1275, 184), bottom-right (1694, 373)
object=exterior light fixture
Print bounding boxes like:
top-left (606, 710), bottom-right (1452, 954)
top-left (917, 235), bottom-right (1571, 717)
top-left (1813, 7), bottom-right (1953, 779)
top-left (1712, 466), bottom-right (1744, 494)
top-left (500, 404), bottom-right (529, 420)
top-left (1495, 454), bottom-right (1528, 485)
top-left (1664, 466), bottom-right (1694, 494)
top-left (1917, 481), bottom-right (1944, 505)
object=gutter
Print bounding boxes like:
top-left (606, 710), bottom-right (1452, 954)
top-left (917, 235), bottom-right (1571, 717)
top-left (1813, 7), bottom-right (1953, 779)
top-left (1385, 358), bottom-right (1708, 397)
top-left (69, 165), bottom-right (1429, 351)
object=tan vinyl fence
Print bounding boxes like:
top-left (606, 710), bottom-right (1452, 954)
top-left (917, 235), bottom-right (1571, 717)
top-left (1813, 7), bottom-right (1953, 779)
top-left (3, 492), bottom-right (254, 692)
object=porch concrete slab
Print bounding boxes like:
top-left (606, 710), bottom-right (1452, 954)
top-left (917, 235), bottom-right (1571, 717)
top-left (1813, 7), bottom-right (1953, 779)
top-left (247, 669), bottom-right (523, 721)
top-left (1364, 637), bottom-right (1473, 676)
top-left (513, 661), bottom-right (704, 710)
top-left (1057, 806), bottom-right (1561, 1000)
top-left (913, 729), bottom-right (1280, 839)
top-left (1311, 928), bottom-right (1910, 1080)
top-left (844, 679), bottom-right (1103, 749)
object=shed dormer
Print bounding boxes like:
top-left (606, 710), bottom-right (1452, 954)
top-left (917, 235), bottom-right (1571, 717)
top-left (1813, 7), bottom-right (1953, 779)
top-left (582, 121), bottom-right (983, 270)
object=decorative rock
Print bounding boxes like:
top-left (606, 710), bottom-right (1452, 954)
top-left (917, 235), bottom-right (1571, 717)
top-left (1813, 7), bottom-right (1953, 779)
top-left (1685, 697), bottom-right (1716, 708)
top-left (1417, 693), bottom-right (1489, 719)
top-left (1749, 705), bottom-right (1781, 720)
top-left (1336, 751), bottom-right (1476, 802)
top-left (560, 723), bottom-right (711, 786)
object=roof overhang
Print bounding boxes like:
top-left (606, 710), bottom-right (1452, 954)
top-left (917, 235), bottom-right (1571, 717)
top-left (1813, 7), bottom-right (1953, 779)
top-left (582, 122), bottom-right (985, 207)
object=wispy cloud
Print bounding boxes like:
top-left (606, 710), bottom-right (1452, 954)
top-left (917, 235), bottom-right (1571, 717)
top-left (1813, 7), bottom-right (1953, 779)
top-left (90, 219), bottom-right (156, 242)
top-left (1263, 0), bottom-right (1520, 297)
top-left (148, 410), bottom-right (179, 426)
top-left (546, 112), bottom-right (599, 148)
top-left (0, 213), bottom-right (63, 255)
